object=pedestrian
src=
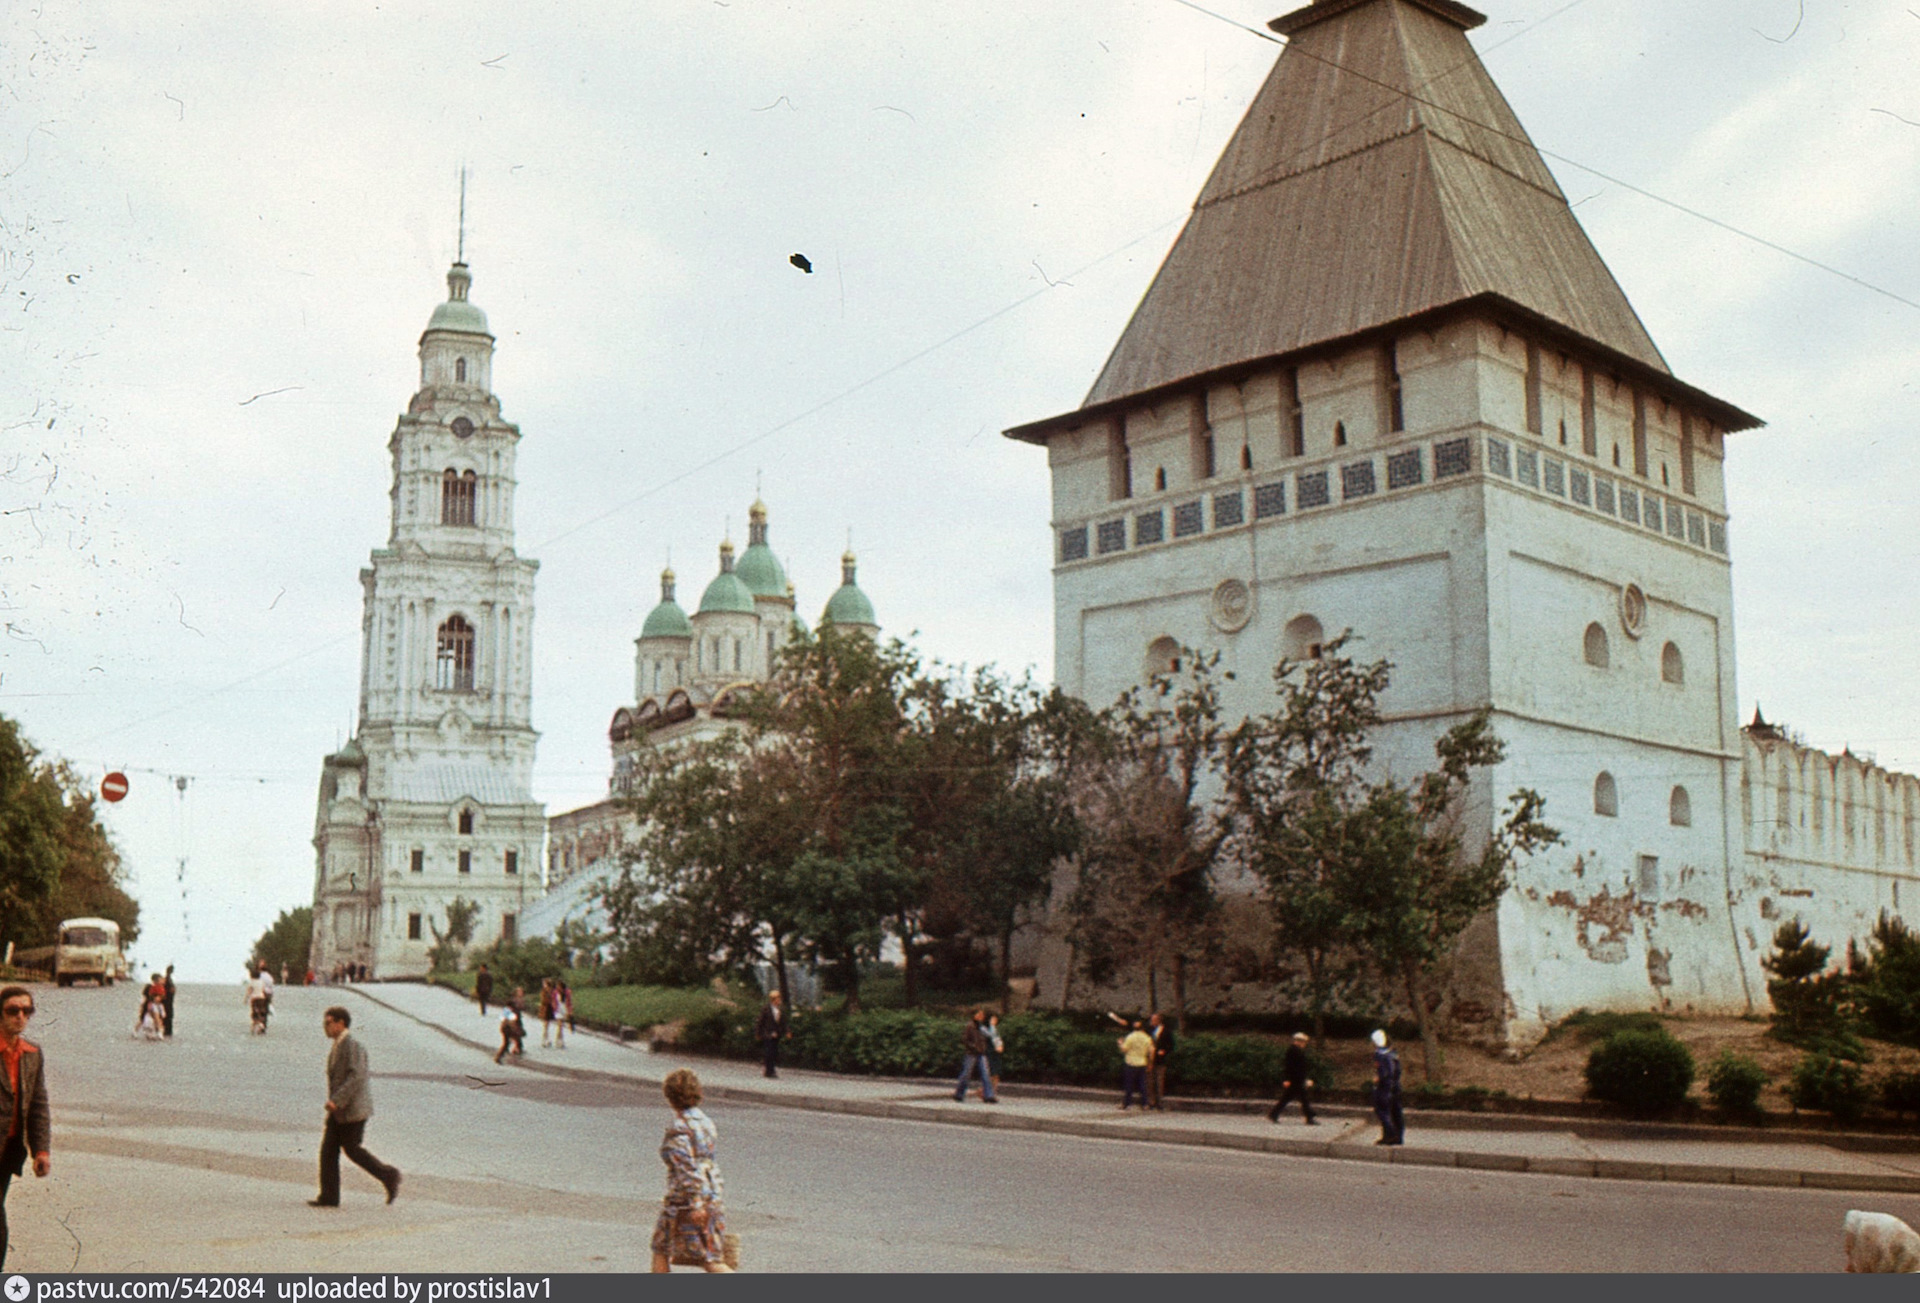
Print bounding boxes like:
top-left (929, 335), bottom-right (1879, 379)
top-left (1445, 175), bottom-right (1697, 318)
top-left (310, 1006), bottom-right (401, 1207)
top-left (985, 1012), bottom-right (1005, 1095)
top-left (0, 987), bottom-right (50, 1266)
top-left (474, 963), bottom-right (494, 1017)
top-left (1371, 1029), bottom-right (1405, 1145)
top-left (243, 964), bottom-right (272, 1034)
top-left (1267, 1032), bottom-right (1320, 1124)
top-left (650, 1068), bottom-right (733, 1273)
top-left (495, 990), bottom-right (526, 1064)
top-left (161, 964), bottom-right (177, 1039)
top-left (135, 973), bottom-right (166, 1040)
top-left (1117, 1019), bottom-right (1154, 1110)
top-left (280, 963), bottom-right (289, 987)
top-left (559, 979), bottom-right (575, 1035)
top-left (1146, 1011), bottom-right (1174, 1110)
top-left (953, 1009), bottom-right (998, 1103)
top-left (538, 978), bottom-right (558, 1047)
top-left (754, 990), bottom-right (788, 1079)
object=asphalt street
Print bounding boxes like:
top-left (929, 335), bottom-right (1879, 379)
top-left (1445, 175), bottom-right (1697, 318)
top-left (1, 982), bottom-right (1908, 1272)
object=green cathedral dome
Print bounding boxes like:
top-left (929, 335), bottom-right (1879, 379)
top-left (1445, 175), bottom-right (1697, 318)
top-left (699, 541), bottom-right (756, 615)
top-left (821, 551), bottom-right (877, 628)
top-left (641, 568), bottom-right (692, 640)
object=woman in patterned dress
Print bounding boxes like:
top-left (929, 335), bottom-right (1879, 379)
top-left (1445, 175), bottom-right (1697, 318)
top-left (650, 1068), bottom-right (733, 1273)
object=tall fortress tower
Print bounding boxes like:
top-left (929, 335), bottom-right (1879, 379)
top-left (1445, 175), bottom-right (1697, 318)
top-left (309, 258), bottom-right (545, 979)
top-left (1009, 0), bottom-right (1776, 1041)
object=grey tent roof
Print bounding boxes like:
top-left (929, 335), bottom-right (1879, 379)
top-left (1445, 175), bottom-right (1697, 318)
top-left (1079, 0), bottom-right (1670, 409)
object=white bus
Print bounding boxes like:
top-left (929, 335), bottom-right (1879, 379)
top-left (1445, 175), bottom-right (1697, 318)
top-left (53, 917), bottom-right (128, 987)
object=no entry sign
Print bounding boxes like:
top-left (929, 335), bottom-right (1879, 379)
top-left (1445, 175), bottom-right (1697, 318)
top-left (100, 772), bottom-right (129, 803)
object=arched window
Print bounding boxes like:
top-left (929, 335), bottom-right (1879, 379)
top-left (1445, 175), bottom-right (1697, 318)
top-left (1144, 636), bottom-right (1181, 680)
top-left (441, 468), bottom-right (477, 526)
top-left (1583, 622), bottom-right (1610, 668)
top-left (1284, 615), bottom-right (1325, 662)
top-left (1594, 772), bottom-right (1618, 817)
top-left (454, 357), bottom-right (467, 383)
top-left (1661, 641), bottom-right (1684, 684)
top-left (436, 616), bottom-right (476, 691)
top-left (1669, 785), bottom-right (1692, 827)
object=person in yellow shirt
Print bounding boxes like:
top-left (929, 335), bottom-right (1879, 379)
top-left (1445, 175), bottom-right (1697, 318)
top-left (1118, 1020), bottom-right (1155, 1111)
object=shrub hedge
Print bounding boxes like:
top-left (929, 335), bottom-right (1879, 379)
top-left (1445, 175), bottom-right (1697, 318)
top-left (1704, 1051), bottom-right (1768, 1117)
top-left (1789, 1052), bottom-right (1869, 1122)
top-left (1583, 1026), bottom-right (1695, 1115)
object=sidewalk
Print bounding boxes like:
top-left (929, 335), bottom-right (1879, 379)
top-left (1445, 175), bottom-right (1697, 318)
top-left (350, 982), bottom-right (1920, 1196)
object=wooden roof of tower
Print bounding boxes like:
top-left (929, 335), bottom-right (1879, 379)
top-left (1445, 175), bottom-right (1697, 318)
top-left (1008, 0), bottom-right (1761, 442)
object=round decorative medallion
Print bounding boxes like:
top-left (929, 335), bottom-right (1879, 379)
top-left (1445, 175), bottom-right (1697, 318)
top-left (1619, 583), bottom-right (1647, 639)
top-left (1210, 578), bottom-right (1253, 633)
top-left (451, 416), bottom-right (475, 439)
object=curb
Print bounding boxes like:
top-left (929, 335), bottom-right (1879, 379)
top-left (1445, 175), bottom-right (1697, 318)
top-left (346, 987), bottom-right (1920, 1197)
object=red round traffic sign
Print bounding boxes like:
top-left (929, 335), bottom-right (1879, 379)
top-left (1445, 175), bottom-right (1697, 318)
top-left (100, 772), bottom-right (129, 803)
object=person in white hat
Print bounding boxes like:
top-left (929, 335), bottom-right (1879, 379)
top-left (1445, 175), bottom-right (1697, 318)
top-left (1370, 1029), bottom-right (1404, 1145)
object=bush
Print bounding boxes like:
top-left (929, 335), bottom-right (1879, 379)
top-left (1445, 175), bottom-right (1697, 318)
top-left (1879, 1070), bottom-right (1920, 1119)
top-left (1583, 1027), bottom-right (1695, 1115)
top-left (1764, 920), bottom-right (1852, 1048)
top-left (1705, 1051), bottom-right (1768, 1117)
top-left (1850, 914), bottom-right (1920, 1048)
top-left (1790, 1053), bottom-right (1869, 1122)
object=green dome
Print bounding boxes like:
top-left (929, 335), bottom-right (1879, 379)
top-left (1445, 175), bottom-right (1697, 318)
top-left (641, 599), bottom-right (691, 640)
top-left (735, 543), bottom-right (788, 599)
top-left (822, 550), bottom-right (876, 628)
top-left (425, 262), bottom-right (491, 336)
top-left (427, 300), bottom-right (490, 335)
top-left (701, 572), bottom-right (755, 614)
top-left (823, 583), bottom-right (876, 627)
top-left (333, 738), bottom-right (366, 766)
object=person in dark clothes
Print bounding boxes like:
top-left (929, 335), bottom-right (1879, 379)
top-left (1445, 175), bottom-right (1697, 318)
top-left (1370, 1029), bottom-right (1405, 1145)
top-left (0, 986), bottom-right (51, 1266)
top-left (1267, 1031), bottom-right (1319, 1124)
top-left (1145, 1012), bottom-right (1174, 1110)
top-left (161, 965), bottom-right (177, 1038)
top-left (474, 963), bottom-right (494, 1017)
top-left (754, 990), bottom-right (789, 1079)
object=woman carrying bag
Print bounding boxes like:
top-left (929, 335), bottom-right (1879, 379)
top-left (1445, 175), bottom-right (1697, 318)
top-left (650, 1068), bottom-right (738, 1273)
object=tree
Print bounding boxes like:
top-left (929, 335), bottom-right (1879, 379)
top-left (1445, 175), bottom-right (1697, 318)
top-left (24, 759), bottom-right (140, 947)
top-left (1850, 913), bottom-right (1920, 1046)
top-left (1331, 711), bottom-right (1558, 1083)
top-left (0, 716), bottom-right (70, 951)
top-left (1066, 649), bottom-right (1235, 1029)
top-left (428, 897), bottom-right (481, 973)
top-left (1225, 639), bottom-right (1390, 1040)
top-left (1765, 919), bottom-right (1848, 1047)
top-left (251, 906), bottom-right (312, 979)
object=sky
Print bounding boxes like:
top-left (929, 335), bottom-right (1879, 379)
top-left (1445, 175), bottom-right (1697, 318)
top-left (1, 0), bottom-right (1916, 981)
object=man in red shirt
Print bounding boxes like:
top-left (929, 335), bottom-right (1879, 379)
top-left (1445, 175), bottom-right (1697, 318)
top-left (0, 985), bottom-right (51, 1265)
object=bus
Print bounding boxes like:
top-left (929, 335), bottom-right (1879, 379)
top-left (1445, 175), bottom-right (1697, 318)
top-left (52, 918), bottom-right (128, 987)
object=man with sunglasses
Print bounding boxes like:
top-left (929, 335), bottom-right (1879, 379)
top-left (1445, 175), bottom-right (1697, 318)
top-left (0, 986), bottom-right (50, 1266)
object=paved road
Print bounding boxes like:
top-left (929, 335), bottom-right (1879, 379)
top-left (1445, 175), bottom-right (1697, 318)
top-left (2, 982), bottom-right (1905, 1271)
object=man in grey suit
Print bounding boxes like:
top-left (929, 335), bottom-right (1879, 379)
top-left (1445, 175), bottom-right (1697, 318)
top-left (311, 1006), bottom-right (401, 1207)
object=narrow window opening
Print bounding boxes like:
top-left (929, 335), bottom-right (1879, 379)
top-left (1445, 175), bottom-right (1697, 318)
top-left (1661, 642), bottom-right (1684, 685)
top-left (1189, 396), bottom-right (1215, 481)
top-left (1632, 390), bottom-right (1649, 478)
top-left (1108, 419), bottom-right (1132, 501)
top-left (410, 849), bottom-right (424, 874)
top-left (1286, 368), bottom-right (1305, 458)
top-left (501, 914), bottom-right (517, 945)
top-left (436, 616), bottom-right (476, 691)
top-left (1524, 341), bottom-right (1542, 434)
top-left (1581, 368), bottom-right (1598, 456)
top-left (505, 850), bottom-right (519, 875)
top-left (1662, 464), bottom-right (1670, 487)
top-left (1144, 636), bottom-right (1181, 680)
top-left (458, 809), bottom-right (473, 834)
top-left (1594, 772), bottom-right (1619, 817)
top-left (1240, 444), bottom-right (1252, 471)
top-left (441, 468), bottom-right (477, 526)
top-left (454, 357), bottom-right (467, 383)
top-left (1670, 786), bottom-right (1693, 828)
top-left (1584, 622), bottom-right (1610, 668)
top-left (407, 913), bottom-right (422, 940)
top-left (1383, 344), bottom-right (1404, 433)
top-left (1334, 421), bottom-right (1347, 448)
top-left (1558, 418), bottom-right (1568, 446)
top-left (1612, 445), bottom-right (1622, 468)
top-left (1202, 431), bottom-right (1216, 479)
top-left (1154, 467), bottom-right (1167, 492)
top-left (1284, 614), bottom-right (1325, 662)
top-left (458, 850), bottom-right (471, 875)
top-left (1680, 416), bottom-right (1697, 496)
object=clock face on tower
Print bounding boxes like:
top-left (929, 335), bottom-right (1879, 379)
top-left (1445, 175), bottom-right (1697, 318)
top-left (451, 417), bottom-right (475, 439)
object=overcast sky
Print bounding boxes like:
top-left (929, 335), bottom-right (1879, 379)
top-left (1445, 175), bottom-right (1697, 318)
top-left (2, 1), bottom-right (1916, 981)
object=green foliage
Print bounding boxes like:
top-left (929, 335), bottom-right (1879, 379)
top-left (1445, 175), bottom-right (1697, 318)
top-left (1789, 1052), bottom-right (1868, 1122)
top-left (251, 907), bottom-right (313, 978)
top-left (1878, 1070), bottom-right (1920, 1119)
top-left (472, 937), bottom-right (570, 990)
top-left (1553, 1010), bottom-right (1668, 1042)
top-left (0, 718), bottom-right (136, 952)
top-left (427, 897), bottom-right (481, 973)
top-left (1848, 913), bottom-right (1920, 1047)
top-left (1583, 1027), bottom-right (1696, 1115)
top-left (1704, 1051), bottom-right (1769, 1117)
top-left (1763, 920), bottom-right (1851, 1048)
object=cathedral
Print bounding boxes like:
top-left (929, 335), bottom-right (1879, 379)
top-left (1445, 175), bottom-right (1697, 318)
top-left (308, 259), bottom-right (546, 979)
top-left (537, 504), bottom-right (878, 921)
top-left (1007, 0), bottom-right (1920, 1043)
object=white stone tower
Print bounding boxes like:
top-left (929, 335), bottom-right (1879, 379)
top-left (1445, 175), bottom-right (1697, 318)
top-left (310, 257), bottom-right (545, 979)
top-left (1007, 0), bottom-right (1766, 1042)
